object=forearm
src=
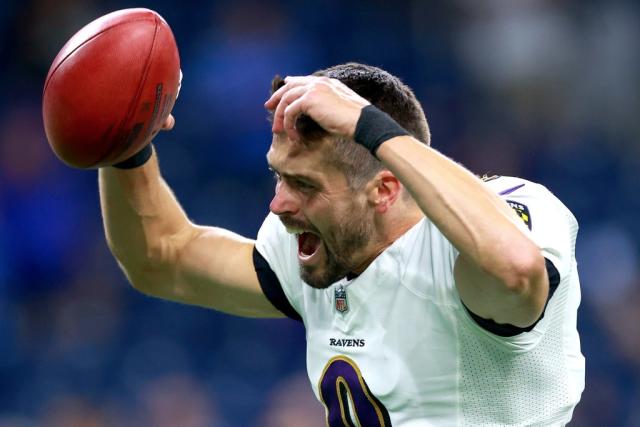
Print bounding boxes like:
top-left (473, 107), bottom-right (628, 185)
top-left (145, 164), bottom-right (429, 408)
top-left (99, 148), bottom-right (194, 282)
top-left (376, 136), bottom-right (542, 286)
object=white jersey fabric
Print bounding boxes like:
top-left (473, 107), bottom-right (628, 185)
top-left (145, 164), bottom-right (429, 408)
top-left (255, 176), bottom-right (584, 426)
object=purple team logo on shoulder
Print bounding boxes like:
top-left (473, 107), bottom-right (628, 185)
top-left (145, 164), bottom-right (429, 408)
top-left (507, 200), bottom-right (532, 230)
top-left (335, 285), bottom-right (349, 313)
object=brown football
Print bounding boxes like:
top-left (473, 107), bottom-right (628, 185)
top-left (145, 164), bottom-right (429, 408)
top-left (42, 8), bottom-right (180, 168)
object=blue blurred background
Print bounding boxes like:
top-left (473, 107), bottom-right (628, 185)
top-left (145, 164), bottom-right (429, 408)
top-left (1, 0), bottom-right (639, 425)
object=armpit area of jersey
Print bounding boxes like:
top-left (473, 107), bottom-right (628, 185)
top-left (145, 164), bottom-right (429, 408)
top-left (252, 247), bottom-right (302, 322)
top-left (463, 258), bottom-right (561, 337)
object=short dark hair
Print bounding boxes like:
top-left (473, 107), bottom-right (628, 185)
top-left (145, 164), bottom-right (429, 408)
top-left (270, 62), bottom-right (430, 188)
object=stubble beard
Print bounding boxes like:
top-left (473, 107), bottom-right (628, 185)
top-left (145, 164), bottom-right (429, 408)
top-left (300, 209), bottom-right (375, 289)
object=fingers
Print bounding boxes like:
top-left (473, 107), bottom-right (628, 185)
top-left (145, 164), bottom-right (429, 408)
top-left (272, 85), bottom-right (308, 135)
top-left (282, 96), bottom-right (308, 141)
top-left (161, 114), bottom-right (175, 131)
top-left (264, 76), bottom-right (314, 110)
top-left (266, 75), bottom-right (350, 140)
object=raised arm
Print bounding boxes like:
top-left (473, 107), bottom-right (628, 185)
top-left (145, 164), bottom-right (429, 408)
top-left (374, 138), bottom-right (548, 327)
top-left (265, 76), bottom-right (549, 328)
top-left (99, 126), bottom-right (283, 318)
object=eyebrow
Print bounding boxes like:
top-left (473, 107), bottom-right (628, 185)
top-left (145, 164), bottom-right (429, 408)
top-left (266, 157), bottom-right (321, 185)
top-left (269, 165), bottom-right (319, 184)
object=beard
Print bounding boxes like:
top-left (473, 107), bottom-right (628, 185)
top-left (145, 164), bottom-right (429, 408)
top-left (298, 208), bottom-right (375, 289)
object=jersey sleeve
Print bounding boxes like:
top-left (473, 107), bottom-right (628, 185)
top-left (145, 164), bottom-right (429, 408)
top-left (254, 212), bottom-right (304, 322)
top-left (458, 177), bottom-right (579, 350)
top-left (495, 178), bottom-right (577, 283)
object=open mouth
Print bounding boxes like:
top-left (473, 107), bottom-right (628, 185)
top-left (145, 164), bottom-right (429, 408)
top-left (297, 231), bottom-right (322, 262)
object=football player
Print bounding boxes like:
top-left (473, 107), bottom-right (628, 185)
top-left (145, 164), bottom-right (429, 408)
top-left (100, 63), bottom-right (584, 426)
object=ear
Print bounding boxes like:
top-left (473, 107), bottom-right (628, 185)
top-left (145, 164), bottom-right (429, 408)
top-left (365, 170), bottom-right (402, 213)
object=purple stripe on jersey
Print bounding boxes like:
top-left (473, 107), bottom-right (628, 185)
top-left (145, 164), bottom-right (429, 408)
top-left (499, 183), bottom-right (525, 196)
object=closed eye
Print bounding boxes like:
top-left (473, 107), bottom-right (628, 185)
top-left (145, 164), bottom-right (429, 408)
top-left (294, 178), bottom-right (315, 191)
top-left (268, 166), bottom-right (318, 193)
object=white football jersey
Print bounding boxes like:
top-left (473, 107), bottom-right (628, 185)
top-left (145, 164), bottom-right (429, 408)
top-left (255, 176), bottom-right (584, 426)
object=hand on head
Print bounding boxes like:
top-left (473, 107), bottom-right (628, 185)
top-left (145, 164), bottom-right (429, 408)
top-left (157, 75), bottom-right (371, 141)
top-left (264, 76), bottom-right (370, 142)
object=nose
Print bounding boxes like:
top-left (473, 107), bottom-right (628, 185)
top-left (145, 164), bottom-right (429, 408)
top-left (269, 180), bottom-right (300, 216)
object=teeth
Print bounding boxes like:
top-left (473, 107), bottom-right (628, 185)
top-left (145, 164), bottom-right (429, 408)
top-left (284, 226), bottom-right (319, 237)
top-left (286, 227), bottom-right (305, 235)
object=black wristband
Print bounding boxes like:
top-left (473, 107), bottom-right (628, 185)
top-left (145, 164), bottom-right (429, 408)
top-left (354, 105), bottom-right (410, 156)
top-left (112, 144), bottom-right (153, 169)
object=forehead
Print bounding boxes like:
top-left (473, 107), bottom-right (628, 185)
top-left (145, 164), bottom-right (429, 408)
top-left (266, 134), bottom-right (343, 180)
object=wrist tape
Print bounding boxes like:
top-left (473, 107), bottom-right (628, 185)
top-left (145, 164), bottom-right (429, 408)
top-left (112, 144), bottom-right (153, 169)
top-left (354, 105), bottom-right (410, 156)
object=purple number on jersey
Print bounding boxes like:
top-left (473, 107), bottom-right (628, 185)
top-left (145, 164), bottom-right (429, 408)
top-left (318, 356), bottom-right (391, 426)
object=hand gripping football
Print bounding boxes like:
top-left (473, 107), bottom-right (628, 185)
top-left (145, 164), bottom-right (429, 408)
top-left (42, 8), bottom-right (181, 168)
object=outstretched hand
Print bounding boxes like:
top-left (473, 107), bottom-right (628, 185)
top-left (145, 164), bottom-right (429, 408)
top-left (161, 114), bottom-right (175, 131)
top-left (159, 69), bottom-right (181, 132)
top-left (264, 76), bottom-right (370, 142)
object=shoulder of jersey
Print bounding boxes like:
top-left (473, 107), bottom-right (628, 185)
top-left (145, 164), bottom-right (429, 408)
top-left (258, 212), bottom-right (295, 243)
top-left (483, 176), bottom-right (579, 229)
top-left (482, 175), bottom-right (545, 197)
top-left (263, 211), bottom-right (287, 231)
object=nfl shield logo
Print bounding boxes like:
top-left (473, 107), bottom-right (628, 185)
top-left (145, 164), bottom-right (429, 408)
top-left (335, 285), bottom-right (349, 313)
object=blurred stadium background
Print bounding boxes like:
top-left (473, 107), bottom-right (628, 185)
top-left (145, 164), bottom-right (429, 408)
top-left (1, 0), bottom-right (639, 425)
